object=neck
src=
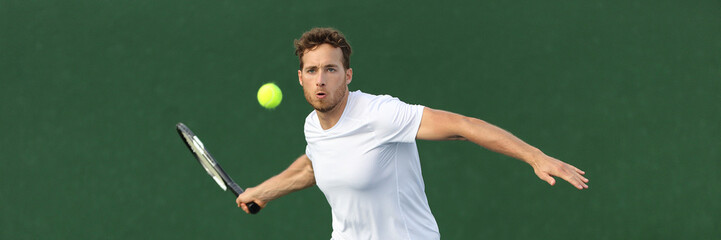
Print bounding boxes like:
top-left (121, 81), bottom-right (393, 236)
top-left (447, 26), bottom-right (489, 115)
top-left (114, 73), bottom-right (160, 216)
top-left (317, 90), bottom-right (350, 130)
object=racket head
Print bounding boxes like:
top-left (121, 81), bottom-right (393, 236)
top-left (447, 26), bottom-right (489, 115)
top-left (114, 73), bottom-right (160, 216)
top-left (176, 122), bottom-right (260, 214)
top-left (176, 123), bottom-right (229, 192)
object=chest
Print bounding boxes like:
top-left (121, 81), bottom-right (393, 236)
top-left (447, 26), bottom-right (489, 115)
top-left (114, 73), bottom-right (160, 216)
top-left (308, 128), bottom-right (398, 192)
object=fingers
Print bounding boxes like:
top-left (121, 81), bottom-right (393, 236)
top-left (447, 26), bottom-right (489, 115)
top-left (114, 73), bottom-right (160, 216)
top-left (573, 166), bottom-right (585, 175)
top-left (532, 155), bottom-right (589, 190)
top-left (551, 164), bottom-right (589, 190)
top-left (535, 170), bottom-right (556, 186)
top-left (574, 169), bottom-right (589, 188)
top-left (236, 193), bottom-right (254, 214)
top-left (563, 162), bottom-right (586, 176)
top-left (239, 203), bottom-right (250, 214)
top-left (575, 167), bottom-right (589, 183)
top-left (236, 197), bottom-right (249, 214)
top-left (544, 175), bottom-right (556, 186)
top-left (563, 171), bottom-right (589, 190)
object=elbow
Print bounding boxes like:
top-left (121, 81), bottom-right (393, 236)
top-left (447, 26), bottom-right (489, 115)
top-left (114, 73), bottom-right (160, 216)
top-left (455, 115), bottom-right (487, 142)
top-left (450, 116), bottom-right (471, 141)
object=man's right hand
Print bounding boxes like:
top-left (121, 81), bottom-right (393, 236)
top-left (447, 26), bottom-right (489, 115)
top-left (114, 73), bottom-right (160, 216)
top-left (236, 187), bottom-right (268, 214)
top-left (233, 154), bottom-right (316, 214)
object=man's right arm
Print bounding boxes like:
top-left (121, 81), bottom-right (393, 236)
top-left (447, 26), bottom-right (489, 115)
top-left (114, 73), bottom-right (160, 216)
top-left (235, 154), bottom-right (316, 213)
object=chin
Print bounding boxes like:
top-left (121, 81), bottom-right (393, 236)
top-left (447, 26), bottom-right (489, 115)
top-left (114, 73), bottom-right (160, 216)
top-left (313, 101), bottom-right (336, 113)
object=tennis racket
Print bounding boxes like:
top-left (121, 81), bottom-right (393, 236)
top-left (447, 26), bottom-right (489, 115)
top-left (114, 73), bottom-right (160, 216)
top-left (176, 122), bottom-right (261, 214)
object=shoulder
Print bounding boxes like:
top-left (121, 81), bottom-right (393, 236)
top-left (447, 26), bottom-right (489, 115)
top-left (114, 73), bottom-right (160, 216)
top-left (359, 91), bottom-right (426, 143)
top-left (366, 92), bottom-right (423, 116)
top-left (356, 91), bottom-right (424, 125)
top-left (350, 90), bottom-right (405, 112)
top-left (304, 110), bottom-right (320, 132)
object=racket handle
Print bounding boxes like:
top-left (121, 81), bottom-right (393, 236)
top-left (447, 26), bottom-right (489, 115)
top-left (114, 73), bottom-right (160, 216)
top-left (227, 182), bottom-right (261, 214)
top-left (246, 202), bottom-right (261, 214)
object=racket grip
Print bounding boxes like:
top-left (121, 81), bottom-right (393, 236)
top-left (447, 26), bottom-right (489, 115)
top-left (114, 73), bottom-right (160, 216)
top-left (247, 202), bottom-right (261, 214)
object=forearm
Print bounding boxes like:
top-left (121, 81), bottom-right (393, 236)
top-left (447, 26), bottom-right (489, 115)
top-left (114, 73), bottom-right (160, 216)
top-left (418, 108), bottom-right (544, 164)
top-left (417, 108), bottom-right (588, 189)
top-left (458, 116), bottom-right (543, 164)
top-left (253, 154), bottom-right (316, 202)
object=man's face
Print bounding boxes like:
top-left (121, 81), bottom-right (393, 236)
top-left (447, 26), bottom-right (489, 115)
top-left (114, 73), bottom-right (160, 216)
top-left (298, 43), bottom-right (352, 113)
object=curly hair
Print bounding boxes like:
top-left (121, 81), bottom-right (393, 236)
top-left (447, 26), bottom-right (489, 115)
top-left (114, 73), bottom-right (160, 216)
top-left (294, 27), bottom-right (352, 70)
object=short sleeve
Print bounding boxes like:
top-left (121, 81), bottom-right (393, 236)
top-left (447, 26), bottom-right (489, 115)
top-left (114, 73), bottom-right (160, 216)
top-left (371, 96), bottom-right (425, 143)
top-left (305, 145), bottom-right (314, 162)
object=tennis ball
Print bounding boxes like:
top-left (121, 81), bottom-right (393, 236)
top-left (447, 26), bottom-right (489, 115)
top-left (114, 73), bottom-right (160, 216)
top-left (257, 83), bottom-right (282, 109)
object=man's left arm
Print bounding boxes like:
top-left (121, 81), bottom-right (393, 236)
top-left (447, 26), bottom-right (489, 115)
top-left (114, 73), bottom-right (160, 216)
top-left (416, 107), bottom-right (589, 189)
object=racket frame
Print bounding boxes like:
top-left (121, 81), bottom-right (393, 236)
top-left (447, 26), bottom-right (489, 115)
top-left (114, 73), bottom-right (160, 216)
top-left (176, 122), bottom-right (260, 214)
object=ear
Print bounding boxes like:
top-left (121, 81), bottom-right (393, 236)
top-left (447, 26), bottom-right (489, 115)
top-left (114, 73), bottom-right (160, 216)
top-left (298, 69), bottom-right (303, 86)
top-left (345, 68), bottom-right (353, 85)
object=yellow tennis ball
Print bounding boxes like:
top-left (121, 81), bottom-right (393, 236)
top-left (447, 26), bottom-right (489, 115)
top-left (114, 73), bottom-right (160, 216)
top-left (257, 83), bottom-right (282, 109)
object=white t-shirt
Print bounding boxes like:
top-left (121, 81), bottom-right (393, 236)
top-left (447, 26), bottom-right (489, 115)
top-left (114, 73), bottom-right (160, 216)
top-left (304, 90), bottom-right (440, 240)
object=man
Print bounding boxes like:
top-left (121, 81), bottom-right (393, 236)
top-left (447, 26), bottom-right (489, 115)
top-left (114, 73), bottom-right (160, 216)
top-left (236, 27), bottom-right (589, 239)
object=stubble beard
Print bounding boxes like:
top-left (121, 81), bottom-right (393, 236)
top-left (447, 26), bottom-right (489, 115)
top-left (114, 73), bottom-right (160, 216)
top-left (304, 83), bottom-right (348, 113)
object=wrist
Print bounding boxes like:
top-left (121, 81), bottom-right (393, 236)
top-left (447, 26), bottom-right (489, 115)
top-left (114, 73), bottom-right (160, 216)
top-left (523, 147), bottom-right (544, 165)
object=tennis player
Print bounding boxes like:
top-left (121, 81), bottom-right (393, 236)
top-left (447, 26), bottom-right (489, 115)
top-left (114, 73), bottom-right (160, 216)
top-left (236, 27), bottom-right (589, 239)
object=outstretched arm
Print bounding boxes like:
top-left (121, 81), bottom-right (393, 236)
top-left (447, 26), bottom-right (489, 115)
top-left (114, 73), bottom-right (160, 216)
top-left (235, 154), bottom-right (316, 213)
top-left (416, 107), bottom-right (589, 189)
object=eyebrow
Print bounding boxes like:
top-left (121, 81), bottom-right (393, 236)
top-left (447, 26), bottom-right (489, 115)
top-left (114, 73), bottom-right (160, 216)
top-left (304, 64), bottom-right (340, 70)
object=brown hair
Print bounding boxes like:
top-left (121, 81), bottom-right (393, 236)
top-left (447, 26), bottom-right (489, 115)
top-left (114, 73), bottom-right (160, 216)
top-left (294, 27), bottom-right (352, 70)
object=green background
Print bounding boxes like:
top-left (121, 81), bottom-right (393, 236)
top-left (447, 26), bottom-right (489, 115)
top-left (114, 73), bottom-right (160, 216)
top-left (2, 0), bottom-right (719, 239)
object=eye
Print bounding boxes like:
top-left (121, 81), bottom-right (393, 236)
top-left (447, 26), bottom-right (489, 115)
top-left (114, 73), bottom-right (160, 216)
top-left (306, 69), bottom-right (316, 73)
top-left (328, 68), bottom-right (336, 72)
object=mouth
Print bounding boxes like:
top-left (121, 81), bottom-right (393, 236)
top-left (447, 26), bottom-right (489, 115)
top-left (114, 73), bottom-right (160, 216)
top-left (316, 92), bottom-right (327, 99)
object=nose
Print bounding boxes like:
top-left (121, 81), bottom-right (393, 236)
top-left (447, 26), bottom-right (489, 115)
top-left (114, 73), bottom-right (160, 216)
top-left (316, 72), bottom-right (326, 87)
